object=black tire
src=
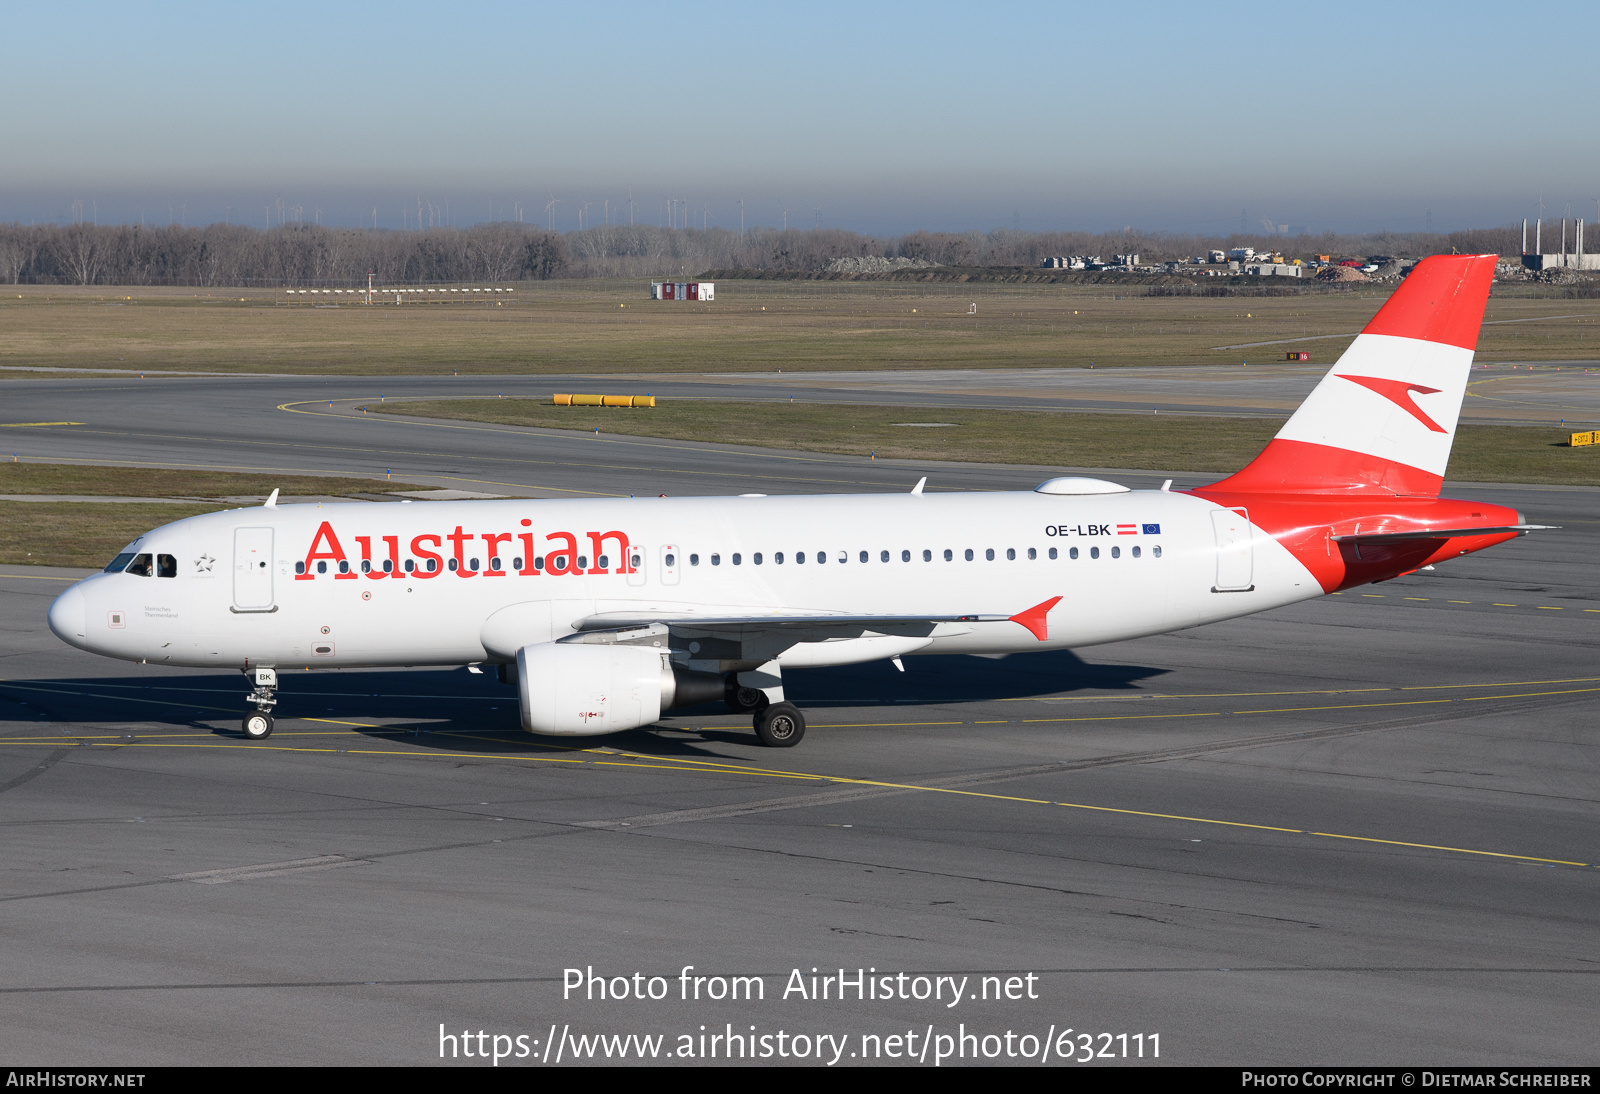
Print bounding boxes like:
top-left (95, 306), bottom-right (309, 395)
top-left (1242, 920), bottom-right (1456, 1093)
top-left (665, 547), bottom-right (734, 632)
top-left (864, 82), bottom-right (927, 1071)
top-left (754, 702), bottom-right (805, 748)
top-left (725, 681), bottom-right (768, 714)
top-left (242, 712), bottom-right (273, 740)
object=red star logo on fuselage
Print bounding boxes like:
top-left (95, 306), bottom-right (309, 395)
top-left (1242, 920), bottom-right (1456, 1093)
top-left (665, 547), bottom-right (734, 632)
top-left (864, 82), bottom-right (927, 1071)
top-left (1339, 374), bottom-right (1448, 433)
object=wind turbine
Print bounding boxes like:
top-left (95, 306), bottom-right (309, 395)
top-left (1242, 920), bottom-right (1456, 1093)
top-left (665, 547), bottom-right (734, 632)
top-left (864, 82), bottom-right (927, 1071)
top-left (813, 205), bottom-right (821, 230)
top-left (545, 193), bottom-right (562, 231)
top-left (779, 199), bottom-right (788, 231)
top-left (736, 199), bottom-right (743, 236)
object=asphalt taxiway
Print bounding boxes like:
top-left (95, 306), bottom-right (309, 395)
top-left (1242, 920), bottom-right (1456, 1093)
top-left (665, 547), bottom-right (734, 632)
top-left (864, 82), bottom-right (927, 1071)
top-left (0, 372), bottom-right (1596, 1065)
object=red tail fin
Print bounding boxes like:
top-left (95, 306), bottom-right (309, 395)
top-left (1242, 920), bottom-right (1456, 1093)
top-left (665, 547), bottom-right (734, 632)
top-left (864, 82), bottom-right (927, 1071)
top-left (1205, 254), bottom-right (1496, 497)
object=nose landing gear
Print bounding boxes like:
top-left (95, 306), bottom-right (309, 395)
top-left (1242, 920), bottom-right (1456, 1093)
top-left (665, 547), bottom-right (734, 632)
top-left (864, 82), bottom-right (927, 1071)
top-left (241, 666), bottom-right (277, 740)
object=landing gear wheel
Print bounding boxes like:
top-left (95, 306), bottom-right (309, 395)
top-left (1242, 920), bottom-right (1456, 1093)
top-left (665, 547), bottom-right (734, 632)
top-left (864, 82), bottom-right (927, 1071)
top-left (754, 702), bottom-right (805, 748)
top-left (242, 712), bottom-right (274, 740)
top-left (725, 681), bottom-right (768, 714)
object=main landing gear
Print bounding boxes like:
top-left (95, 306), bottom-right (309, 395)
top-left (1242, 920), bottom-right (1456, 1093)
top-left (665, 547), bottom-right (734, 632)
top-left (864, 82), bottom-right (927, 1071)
top-left (241, 666), bottom-right (277, 740)
top-left (728, 662), bottom-right (806, 748)
top-left (754, 702), bottom-right (805, 748)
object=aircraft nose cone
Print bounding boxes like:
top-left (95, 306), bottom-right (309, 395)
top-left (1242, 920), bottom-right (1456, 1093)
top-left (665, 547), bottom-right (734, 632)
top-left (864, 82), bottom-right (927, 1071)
top-left (48, 583), bottom-right (88, 649)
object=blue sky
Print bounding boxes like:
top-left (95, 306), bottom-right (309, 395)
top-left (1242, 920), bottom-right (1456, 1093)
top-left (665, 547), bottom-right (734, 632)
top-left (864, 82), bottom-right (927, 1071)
top-left (4, 1), bottom-right (1596, 234)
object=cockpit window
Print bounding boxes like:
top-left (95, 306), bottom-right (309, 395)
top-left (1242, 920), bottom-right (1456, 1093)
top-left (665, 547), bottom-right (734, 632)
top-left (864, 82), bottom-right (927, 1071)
top-left (104, 552), bottom-right (137, 573)
top-left (157, 554), bottom-right (177, 578)
top-left (125, 553), bottom-right (153, 577)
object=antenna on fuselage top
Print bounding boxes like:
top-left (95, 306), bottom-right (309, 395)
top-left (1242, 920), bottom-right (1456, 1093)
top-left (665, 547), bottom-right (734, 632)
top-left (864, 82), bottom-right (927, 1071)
top-left (910, 477), bottom-right (926, 496)
top-left (264, 489), bottom-right (279, 508)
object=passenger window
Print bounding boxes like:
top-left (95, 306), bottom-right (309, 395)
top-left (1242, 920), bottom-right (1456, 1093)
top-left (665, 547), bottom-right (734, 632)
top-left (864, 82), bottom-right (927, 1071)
top-left (902, 550), bottom-right (910, 562)
top-left (577, 556), bottom-right (588, 570)
top-left (1069, 547), bottom-right (1078, 559)
top-left (690, 554), bottom-right (700, 566)
top-left (448, 558), bottom-right (459, 572)
top-left (317, 560), bottom-right (328, 574)
top-left (535, 556), bottom-right (545, 570)
top-left (1047, 547), bottom-right (1055, 559)
top-left (1132, 546), bottom-right (1141, 558)
top-left (1153, 545), bottom-right (1163, 558)
top-left (665, 553), bottom-right (676, 567)
top-left (775, 552), bottom-right (784, 564)
top-left (382, 559), bottom-right (394, 573)
top-left (923, 549), bottom-right (932, 562)
top-left (470, 558), bottom-right (480, 571)
top-left (338, 559), bottom-right (350, 574)
top-left (426, 558), bottom-right (438, 572)
top-left (361, 560), bottom-right (372, 573)
top-left (711, 554), bottom-right (721, 566)
top-left (816, 551), bottom-right (826, 564)
top-left (984, 548), bottom-right (994, 561)
top-left (157, 554), bottom-right (177, 578)
top-left (1007, 548), bottom-right (1016, 561)
top-left (943, 549), bottom-right (953, 561)
top-left (1111, 546), bottom-right (1120, 559)
top-left (859, 551), bottom-right (868, 563)
top-left (489, 558), bottom-right (501, 571)
top-left (1027, 548), bottom-right (1035, 560)
top-left (1089, 547), bottom-right (1099, 559)
top-left (880, 550), bottom-right (889, 563)
top-left (795, 552), bottom-right (805, 565)
top-left (510, 558), bottom-right (521, 570)
top-left (732, 553), bottom-right (741, 565)
top-left (753, 553), bottom-right (762, 565)
top-left (405, 559), bottom-right (416, 573)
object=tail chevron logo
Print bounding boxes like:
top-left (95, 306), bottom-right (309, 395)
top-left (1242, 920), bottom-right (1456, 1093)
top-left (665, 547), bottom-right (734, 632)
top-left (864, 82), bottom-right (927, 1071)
top-left (1338, 374), bottom-right (1447, 433)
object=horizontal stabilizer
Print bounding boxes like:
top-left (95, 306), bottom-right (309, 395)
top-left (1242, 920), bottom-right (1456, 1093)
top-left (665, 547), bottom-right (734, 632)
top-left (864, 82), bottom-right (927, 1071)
top-left (1330, 524), bottom-right (1555, 543)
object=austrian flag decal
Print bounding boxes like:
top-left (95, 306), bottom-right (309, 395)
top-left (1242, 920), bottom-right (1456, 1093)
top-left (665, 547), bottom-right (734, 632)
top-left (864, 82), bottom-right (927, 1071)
top-left (1116, 524), bottom-right (1138, 535)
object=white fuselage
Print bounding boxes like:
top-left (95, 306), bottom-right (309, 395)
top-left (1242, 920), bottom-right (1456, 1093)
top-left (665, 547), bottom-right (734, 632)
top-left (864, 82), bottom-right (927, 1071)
top-left (49, 488), bottom-right (1319, 671)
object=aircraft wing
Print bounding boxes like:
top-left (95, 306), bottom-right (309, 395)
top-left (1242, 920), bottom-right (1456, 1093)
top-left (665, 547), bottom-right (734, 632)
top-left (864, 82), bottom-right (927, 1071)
top-left (574, 596), bottom-right (1064, 641)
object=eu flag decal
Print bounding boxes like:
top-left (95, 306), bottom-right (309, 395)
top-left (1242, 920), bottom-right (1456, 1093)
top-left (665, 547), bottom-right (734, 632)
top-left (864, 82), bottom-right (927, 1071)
top-left (1142, 523), bottom-right (1161, 534)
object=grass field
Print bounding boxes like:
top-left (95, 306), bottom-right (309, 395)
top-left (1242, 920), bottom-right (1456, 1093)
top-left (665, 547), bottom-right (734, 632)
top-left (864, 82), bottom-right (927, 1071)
top-left (369, 398), bottom-right (1600, 486)
top-left (0, 465), bottom-right (427, 567)
top-left (1, 502), bottom-right (227, 568)
top-left (2, 280), bottom-right (1597, 376)
top-left (0, 463), bottom-right (420, 497)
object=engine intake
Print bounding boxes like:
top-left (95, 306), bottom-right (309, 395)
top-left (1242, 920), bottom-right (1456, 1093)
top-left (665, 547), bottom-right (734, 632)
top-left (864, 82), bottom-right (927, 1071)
top-left (515, 642), bottom-right (724, 736)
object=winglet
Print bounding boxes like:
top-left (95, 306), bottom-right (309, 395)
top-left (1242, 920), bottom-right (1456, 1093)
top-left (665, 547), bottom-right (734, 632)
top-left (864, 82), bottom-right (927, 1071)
top-left (264, 488), bottom-right (279, 508)
top-left (910, 477), bottom-right (926, 496)
top-left (1009, 596), bottom-right (1062, 641)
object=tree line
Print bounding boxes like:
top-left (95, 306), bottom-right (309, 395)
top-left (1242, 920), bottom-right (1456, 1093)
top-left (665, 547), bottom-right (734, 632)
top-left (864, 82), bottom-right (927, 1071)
top-left (0, 220), bottom-right (1526, 286)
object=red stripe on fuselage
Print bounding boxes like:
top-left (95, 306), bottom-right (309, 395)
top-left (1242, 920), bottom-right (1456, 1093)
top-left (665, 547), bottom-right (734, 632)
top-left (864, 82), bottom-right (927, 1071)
top-left (1201, 438), bottom-right (1443, 497)
top-left (1186, 489), bottom-right (1521, 593)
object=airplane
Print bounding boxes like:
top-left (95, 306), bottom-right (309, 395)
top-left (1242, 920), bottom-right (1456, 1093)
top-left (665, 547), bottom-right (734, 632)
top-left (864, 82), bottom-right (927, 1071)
top-left (47, 254), bottom-right (1544, 748)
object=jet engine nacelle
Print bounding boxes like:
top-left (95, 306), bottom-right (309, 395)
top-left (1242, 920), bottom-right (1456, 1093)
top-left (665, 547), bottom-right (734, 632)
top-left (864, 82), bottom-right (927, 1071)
top-left (515, 641), bottom-right (723, 736)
